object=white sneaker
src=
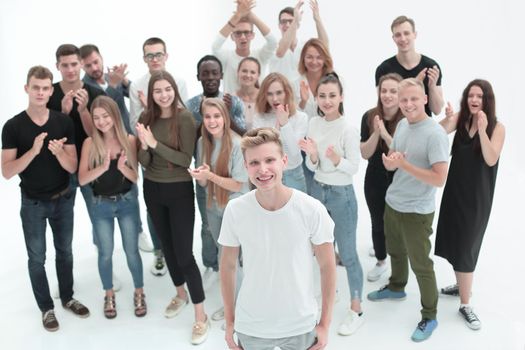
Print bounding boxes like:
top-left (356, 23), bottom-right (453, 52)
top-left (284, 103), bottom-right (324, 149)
top-left (338, 310), bottom-right (364, 336)
top-left (367, 262), bottom-right (388, 282)
top-left (211, 306), bottom-right (224, 321)
top-left (150, 251), bottom-right (167, 276)
top-left (112, 273), bottom-right (121, 292)
top-left (138, 232), bottom-right (153, 252)
top-left (201, 268), bottom-right (219, 291)
top-left (368, 247), bottom-right (375, 257)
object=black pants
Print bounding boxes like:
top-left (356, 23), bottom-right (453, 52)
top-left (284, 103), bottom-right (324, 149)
top-left (364, 167), bottom-right (392, 261)
top-left (143, 179), bottom-right (205, 304)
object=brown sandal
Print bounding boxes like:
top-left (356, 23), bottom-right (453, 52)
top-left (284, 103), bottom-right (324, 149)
top-left (134, 292), bottom-right (147, 317)
top-left (104, 295), bottom-right (117, 319)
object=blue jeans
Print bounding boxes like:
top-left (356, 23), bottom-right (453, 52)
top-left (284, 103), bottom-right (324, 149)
top-left (311, 181), bottom-right (363, 300)
top-left (196, 183), bottom-right (218, 271)
top-left (20, 188), bottom-right (75, 312)
top-left (91, 186), bottom-right (144, 290)
top-left (301, 151), bottom-right (314, 195)
top-left (283, 164), bottom-right (307, 193)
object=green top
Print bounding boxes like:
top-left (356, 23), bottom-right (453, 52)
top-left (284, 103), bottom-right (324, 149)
top-left (138, 110), bottom-right (196, 183)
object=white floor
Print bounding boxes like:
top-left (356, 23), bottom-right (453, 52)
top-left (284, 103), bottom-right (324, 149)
top-left (1, 158), bottom-right (524, 350)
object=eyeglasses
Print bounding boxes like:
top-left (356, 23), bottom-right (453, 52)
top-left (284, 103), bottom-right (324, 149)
top-left (144, 52), bottom-right (165, 61)
top-left (232, 31), bottom-right (254, 38)
top-left (279, 19), bottom-right (294, 25)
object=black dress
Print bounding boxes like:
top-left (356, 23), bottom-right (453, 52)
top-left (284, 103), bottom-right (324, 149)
top-left (435, 129), bottom-right (499, 272)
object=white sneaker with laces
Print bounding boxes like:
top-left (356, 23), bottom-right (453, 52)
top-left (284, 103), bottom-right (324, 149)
top-left (138, 232), bottom-right (154, 252)
top-left (338, 309), bottom-right (364, 336)
top-left (459, 306), bottom-right (481, 330)
top-left (150, 250), bottom-right (167, 276)
top-left (367, 262), bottom-right (388, 282)
top-left (201, 268), bottom-right (219, 291)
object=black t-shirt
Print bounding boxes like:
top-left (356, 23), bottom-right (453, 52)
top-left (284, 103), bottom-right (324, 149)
top-left (2, 110), bottom-right (75, 199)
top-left (91, 159), bottom-right (132, 196)
top-left (360, 111), bottom-right (385, 170)
top-left (47, 82), bottom-right (105, 158)
top-left (375, 55), bottom-right (442, 116)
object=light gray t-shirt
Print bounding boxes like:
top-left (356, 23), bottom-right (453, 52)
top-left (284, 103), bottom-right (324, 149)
top-left (385, 117), bottom-right (449, 214)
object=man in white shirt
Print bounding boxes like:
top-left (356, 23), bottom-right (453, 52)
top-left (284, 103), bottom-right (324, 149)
top-left (270, 0), bottom-right (329, 83)
top-left (219, 127), bottom-right (336, 350)
top-left (129, 37), bottom-right (188, 131)
top-left (212, 0), bottom-right (277, 94)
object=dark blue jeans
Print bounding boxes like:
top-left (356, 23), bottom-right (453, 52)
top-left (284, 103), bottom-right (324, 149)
top-left (20, 188), bottom-right (75, 312)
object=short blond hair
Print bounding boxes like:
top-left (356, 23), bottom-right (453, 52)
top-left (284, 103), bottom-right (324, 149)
top-left (398, 78), bottom-right (424, 93)
top-left (241, 127), bottom-right (284, 158)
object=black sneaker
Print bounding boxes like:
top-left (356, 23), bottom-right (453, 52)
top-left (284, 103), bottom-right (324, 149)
top-left (42, 310), bottom-right (59, 332)
top-left (459, 306), bottom-right (481, 330)
top-left (62, 299), bottom-right (90, 318)
top-left (440, 284), bottom-right (459, 296)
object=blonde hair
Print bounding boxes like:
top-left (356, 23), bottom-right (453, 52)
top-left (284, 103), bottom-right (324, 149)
top-left (398, 77), bottom-right (425, 93)
top-left (200, 98), bottom-right (234, 208)
top-left (89, 96), bottom-right (137, 172)
top-left (240, 127), bottom-right (284, 157)
top-left (298, 38), bottom-right (333, 76)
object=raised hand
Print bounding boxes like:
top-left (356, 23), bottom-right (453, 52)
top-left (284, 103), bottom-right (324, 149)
top-left (107, 64), bottom-right (128, 88)
top-left (138, 90), bottom-right (147, 108)
top-left (61, 90), bottom-right (75, 115)
top-left (310, 0), bottom-right (320, 22)
top-left (275, 104), bottom-right (290, 127)
top-left (477, 110), bottom-right (488, 134)
top-left (236, 0), bottom-right (255, 18)
top-left (101, 150), bottom-right (111, 172)
top-left (31, 132), bottom-right (48, 156)
top-left (117, 150), bottom-right (128, 172)
top-left (427, 65), bottom-right (440, 87)
top-left (299, 137), bottom-right (318, 157)
top-left (445, 101), bottom-right (454, 120)
top-left (325, 145), bottom-right (341, 166)
top-left (48, 137), bottom-right (67, 156)
top-left (75, 88), bottom-right (89, 112)
top-left (300, 80), bottom-right (310, 104)
top-left (294, 0), bottom-right (304, 24)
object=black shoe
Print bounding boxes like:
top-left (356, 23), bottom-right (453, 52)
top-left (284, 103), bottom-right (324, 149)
top-left (42, 310), bottom-right (59, 332)
top-left (440, 284), bottom-right (459, 296)
top-left (459, 306), bottom-right (481, 330)
top-left (62, 299), bottom-right (90, 318)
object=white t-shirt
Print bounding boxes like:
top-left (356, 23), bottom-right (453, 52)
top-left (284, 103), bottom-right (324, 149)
top-left (129, 72), bottom-right (188, 132)
top-left (305, 115), bottom-right (360, 186)
top-left (212, 33), bottom-right (278, 94)
top-left (218, 189), bottom-right (334, 339)
top-left (252, 111), bottom-right (308, 170)
top-left (269, 40), bottom-right (305, 83)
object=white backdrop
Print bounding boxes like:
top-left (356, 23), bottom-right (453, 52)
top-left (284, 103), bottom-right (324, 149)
top-left (0, 1), bottom-right (523, 349)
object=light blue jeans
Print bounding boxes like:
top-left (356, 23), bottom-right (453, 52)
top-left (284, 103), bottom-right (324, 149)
top-left (197, 183), bottom-right (218, 270)
top-left (90, 185), bottom-right (144, 290)
top-left (311, 181), bottom-right (363, 300)
top-left (283, 164), bottom-right (307, 193)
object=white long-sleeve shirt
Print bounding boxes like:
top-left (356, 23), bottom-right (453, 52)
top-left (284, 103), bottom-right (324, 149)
top-left (252, 111), bottom-right (307, 170)
top-left (306, 115), bottom-right (360, 186)
top-left (129, 72), bottom-right (188, 132)
top-left (212, 33), bottom-right (277, 94)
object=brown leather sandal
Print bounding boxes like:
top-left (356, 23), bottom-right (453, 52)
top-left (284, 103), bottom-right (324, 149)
top-left (134, 292), bottom-right (147, 317)
top-left (104, 295), bottom-right (117, 319)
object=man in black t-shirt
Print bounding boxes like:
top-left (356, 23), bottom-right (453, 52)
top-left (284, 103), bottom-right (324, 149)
top-left (375, 16), bottom-right (444, 116)
top-left (1, 66), bottom-right (90, 332)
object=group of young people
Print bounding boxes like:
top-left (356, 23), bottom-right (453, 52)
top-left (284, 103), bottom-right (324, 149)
top-left (1, 0), bottom-right (505, 348)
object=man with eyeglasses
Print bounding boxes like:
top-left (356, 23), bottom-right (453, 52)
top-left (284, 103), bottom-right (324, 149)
top-left (212, 0), bottom-right (277, 94)
top-left (270, 0), bottom-right (329, 83)
top-left (129, 37), bottom-right (188, 131)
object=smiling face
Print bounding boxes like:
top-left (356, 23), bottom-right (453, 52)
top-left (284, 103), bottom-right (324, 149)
top-left (237, 59), bottom-right (260, 88)
top-left (25, 77), bottom-right (53, 107)
top-left (57, 54), bottom-right (82, 84)
top-left (398, 84), bottom-right (427, 123)
top-left (303, 46), bottom-right (325, 73)
top-left (316, 82), bottom-right (343, 118)
top-left (266, 81), bottom-right (286, 111)
top-left (152, 79), bottom-right (175, 111)
top-left (244, 141), bottom-right (287, 192)
top-left (467, 85), bottom-right (484, 115)
top-left (380, 79), bottom-right (400, 112)
top-left (198, 60), bottom-right (222, 97)
top-left (392, 21), bottom-right (417, 53)
top-left (202, 105), bottom-right (225, 138)
top-left (92, 107), bottom-right (115, 134)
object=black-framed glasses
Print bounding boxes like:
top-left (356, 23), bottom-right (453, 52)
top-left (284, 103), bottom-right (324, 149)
top-left (279, 19), bottom-right (294, 25)
top-left (232, 30), bottom-right (254, 38)
top-left (144, 52), bottom-right (165, 61)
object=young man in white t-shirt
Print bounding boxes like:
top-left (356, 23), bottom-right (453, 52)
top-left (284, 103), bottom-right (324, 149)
top-left (219, 127), bottom-right (336, 350)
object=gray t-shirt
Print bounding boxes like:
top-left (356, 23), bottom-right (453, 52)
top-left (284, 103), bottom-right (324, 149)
top-left (385, 117), bottom-right (449, 214)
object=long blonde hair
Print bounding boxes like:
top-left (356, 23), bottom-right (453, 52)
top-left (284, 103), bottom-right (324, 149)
top-left (200, 98), bottom-right (234, 208)
top-left (89, 96), bottom-right (137, 172)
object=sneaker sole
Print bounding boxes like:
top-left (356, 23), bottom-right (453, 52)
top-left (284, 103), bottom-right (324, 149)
top-left (367, 295), bottom-right (406, 302)
top-left (164, 303), bottom-right (188, 318)
top-left (44, 325), bottom-right (59, 332)
top-left (459, 311), bottom-right (482, 330)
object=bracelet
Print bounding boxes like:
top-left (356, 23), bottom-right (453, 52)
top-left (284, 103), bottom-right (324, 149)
top-left (227, 20), bottom-right (235, 28)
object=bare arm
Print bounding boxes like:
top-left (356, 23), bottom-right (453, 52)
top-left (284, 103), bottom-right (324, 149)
top-left (220, 246), bottom-right (242, 350)
top-left (78, 138), bottom-right (109, 186)
top-left (53, 143), bottom-right (77, 174)
top-left (116, 135), bottom-right (139, 183)
top-left (311, 0), bottom-right (329, 49)
top-left (219, 0), bottom-right (254, 37)
top-left (276, 1), bottom-right (302, 57)
top-left (479, 120), bottom-right (505, 167)
top-left (2, 132), bottom-right (47, 179)
top-left (249, 11), bottom-right (271, 36)
top-left (426, 66), bottom-right (444, 115)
